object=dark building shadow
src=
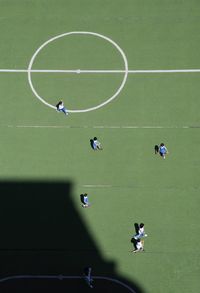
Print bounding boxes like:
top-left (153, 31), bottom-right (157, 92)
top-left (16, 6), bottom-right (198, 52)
top-left (0, 181), bottom-right (144, 292)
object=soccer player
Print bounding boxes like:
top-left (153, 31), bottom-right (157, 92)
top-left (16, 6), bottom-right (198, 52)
top-left (81, 193), bottom-right (90, 208)
top-left (84, 267), bottom-right (93, 288)
top-left (132, 239), bottom-right (144, 253)
top-left (56, 100), bottom-right (68, 115)
top-left (134, 223), bottom-right (147, 240)
top-left (159, 143), bottom-right (168, 159)
top-left (92, 137), bottom-right (102, 150)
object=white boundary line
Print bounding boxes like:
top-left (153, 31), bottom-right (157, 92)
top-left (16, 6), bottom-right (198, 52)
top-left (0, 68), bottom-right (200, 73)
top-left (82, 185), bottom-right (112, 188)
top-left (6, 125), bottom-right (194, 129)
top-left (0, 274), bottom-right (136, 292)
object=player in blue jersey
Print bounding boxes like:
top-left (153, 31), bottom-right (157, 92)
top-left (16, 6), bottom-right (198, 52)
top-left (134, 223), bottom-right (148, 240)
top-left (83, 267), bottom-right (93, 288)
top-left (92, 137), bottom-right (102, 150)
top-left (159, 143), bottom-right (168, 159)
top-left (56, 100), bottom-right (68, 115)
top-left (81, 193), bottom-right (91, 208)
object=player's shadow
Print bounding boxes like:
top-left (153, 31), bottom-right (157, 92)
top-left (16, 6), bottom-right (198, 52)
top-left (0, 181), bottom-right (144, 292)
top-left (154, 145), bottom-right (159, 154)
top-left (134, 223), bottom-right (139, 234)
top-left (80, 193), bottom-right (85, 205)
top-left (90, 139), bottom-right (94, 150)
top-left (131, 223), bottom-right (140, 250)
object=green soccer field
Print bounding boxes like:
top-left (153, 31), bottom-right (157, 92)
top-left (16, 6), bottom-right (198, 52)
top-left (0, 1), bottom-right (200, 292)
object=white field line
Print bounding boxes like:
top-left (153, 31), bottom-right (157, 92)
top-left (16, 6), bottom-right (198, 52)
top-left (82, 184), bottom-right (112, 188)
top-left (0, 68), bottom-right (200, 73)
top-left (6, 125), bottom-right (193, 129)
top-left (0, 275), bottom-right (136, 292)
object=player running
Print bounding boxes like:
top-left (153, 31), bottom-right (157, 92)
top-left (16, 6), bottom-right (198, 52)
top-left (159, 143), bottom-right (168, 159)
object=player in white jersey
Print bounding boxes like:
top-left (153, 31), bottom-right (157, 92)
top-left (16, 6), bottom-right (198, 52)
top-left (56, 100), bottom-right (68, 115)
top-left (134, 223), bottom-right (148, 240)
top-left (92, 137), bottom-right (102, 150)
top-left (132, 239), bottom-right (144, 253)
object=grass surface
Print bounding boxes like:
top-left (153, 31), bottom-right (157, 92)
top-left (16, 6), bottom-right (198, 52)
top-left (0, 1), bottom-right (200, 292)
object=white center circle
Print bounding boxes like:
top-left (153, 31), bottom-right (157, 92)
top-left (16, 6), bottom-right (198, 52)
top-left (27, 31), bottom-right (129, 113)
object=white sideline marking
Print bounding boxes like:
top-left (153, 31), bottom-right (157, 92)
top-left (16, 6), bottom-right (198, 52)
top-left (95, 276), bottom-right (136, 293)
top-left (7, 125), bottom-right (191, 129)
top-left (0, 275), bottom-right (136, 293)
top-left (82, 185), bottom-right (112, 188)
top-left (0, 68), bottom-right (200, 73)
